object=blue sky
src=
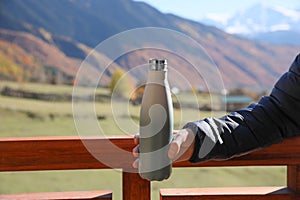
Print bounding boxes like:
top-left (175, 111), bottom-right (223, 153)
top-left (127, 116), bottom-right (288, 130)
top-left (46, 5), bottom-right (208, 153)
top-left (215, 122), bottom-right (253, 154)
top-left (136, 0), bottom-right (300, 21)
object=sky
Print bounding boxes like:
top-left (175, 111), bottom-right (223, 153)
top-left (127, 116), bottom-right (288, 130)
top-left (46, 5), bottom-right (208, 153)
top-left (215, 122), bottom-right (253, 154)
top-left (136, 0), bottom-right (300, 21)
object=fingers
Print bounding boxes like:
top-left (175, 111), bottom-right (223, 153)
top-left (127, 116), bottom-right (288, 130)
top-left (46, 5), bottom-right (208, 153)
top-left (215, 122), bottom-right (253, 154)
top-left (132, 135), bottom-right (139, 169)
top-left (132, 145), bottom-right (139, 158)
top-left (134, 134), bottom-right (139, 145)
top-left (133, 134), bottom-right (139, 157)
top-left (132, 158), bottom-right (139, 168)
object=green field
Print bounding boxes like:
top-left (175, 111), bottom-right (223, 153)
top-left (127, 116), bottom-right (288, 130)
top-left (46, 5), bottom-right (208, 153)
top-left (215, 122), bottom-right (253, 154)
top-left (0, 81), bottom-right (286, 200)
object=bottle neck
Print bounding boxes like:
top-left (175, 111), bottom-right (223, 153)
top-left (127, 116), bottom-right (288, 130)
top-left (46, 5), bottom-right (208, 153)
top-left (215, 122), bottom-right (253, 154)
top-left (147, 70), bottom-right (167, 84)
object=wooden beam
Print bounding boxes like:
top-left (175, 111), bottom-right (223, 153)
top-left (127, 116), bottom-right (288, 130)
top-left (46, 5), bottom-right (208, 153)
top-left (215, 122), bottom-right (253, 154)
top-left (123, 171), bottom-right (150, 200)
top-left (287, 165), bottom-right (300, 193)
top-left (0, 190), bottom-right (112, 200)
top-left (174, 136), bottom-right (300, 167)
top-left (1, 136), bottom-right (300, 172)
top-left (160, 187), bottom-right (296, 200)
top-left (0, 136), bottom-right (135, 171)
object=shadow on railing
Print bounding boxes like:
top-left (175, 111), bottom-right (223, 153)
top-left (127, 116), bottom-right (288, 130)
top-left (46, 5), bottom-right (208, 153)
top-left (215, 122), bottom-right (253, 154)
top-left (0, 136), bottom-right (300, 199)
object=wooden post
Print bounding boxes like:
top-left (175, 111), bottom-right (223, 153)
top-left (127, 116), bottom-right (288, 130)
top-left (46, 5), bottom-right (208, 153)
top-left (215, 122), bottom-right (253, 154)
top-left (287, 165), bottom-right (300, 193)
top-left (122, 171), bottom-right (150, 200)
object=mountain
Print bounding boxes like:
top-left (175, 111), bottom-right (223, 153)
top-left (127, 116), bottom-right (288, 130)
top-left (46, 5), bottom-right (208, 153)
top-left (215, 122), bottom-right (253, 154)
top-left (1, 0), bottom-right (300, 91)
top-left (0, 29), bottom-right (76, 83)
top-left (0, 29), bottom-right (122, 84)
top-left (0, 0), bottom-right (175, 47)
top-left (202, 3), bottom-right (300, 45)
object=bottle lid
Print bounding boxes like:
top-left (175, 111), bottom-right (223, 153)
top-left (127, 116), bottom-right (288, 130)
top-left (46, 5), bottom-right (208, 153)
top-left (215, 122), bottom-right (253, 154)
top-left (149, 59), bottom-right (167, 71)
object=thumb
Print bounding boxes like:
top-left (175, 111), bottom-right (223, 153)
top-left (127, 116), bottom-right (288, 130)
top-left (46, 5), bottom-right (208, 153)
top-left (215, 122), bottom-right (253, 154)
top-left (167, 129), bottom-right (195, 162)
top-left (168, 140), bottom-right (180, 160)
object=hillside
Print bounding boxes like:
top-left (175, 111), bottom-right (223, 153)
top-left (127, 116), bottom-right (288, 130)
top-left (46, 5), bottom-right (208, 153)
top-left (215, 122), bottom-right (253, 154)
top-left (1, 0), bottom-right (299, 90)
top-left (0, 29), bottom-right (81, 84)
top-left (0, 40), bottom-right (40, 82)
top-left (0, 29), bottom-right (123, 85)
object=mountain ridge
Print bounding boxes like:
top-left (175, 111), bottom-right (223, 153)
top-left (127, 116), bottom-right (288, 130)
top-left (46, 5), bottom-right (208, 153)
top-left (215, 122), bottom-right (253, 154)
top-left (201, 3), bottom-right (300, 45)
top-left (1, 0), bottom-right (299, 90)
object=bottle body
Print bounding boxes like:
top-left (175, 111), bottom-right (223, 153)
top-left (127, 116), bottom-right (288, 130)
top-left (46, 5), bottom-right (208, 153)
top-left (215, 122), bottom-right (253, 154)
top-left (139, 59), bottom-right (173, 181)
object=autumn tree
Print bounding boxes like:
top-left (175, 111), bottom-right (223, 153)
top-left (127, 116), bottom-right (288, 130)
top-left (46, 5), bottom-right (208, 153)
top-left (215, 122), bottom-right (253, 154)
top-left (109, 69), bottom-right (131, 98)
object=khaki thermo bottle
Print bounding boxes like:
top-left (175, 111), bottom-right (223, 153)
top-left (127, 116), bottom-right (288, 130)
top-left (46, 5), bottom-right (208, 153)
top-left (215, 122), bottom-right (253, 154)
top-left (139, 59), bottom-right (173, 181)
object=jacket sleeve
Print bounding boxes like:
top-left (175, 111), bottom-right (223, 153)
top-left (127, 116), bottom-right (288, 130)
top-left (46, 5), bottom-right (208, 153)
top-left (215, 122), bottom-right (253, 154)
top-left (184, 54), bottom-right (300, 163)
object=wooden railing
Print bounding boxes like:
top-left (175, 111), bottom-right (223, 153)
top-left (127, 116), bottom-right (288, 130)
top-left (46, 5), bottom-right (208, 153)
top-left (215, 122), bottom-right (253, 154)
top-left (0, 136), bottom-right (300, 199)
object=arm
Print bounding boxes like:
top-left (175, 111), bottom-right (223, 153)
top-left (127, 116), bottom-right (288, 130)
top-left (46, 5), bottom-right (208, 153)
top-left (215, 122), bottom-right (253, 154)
top-left (184, 54), bottom-right (300, 163)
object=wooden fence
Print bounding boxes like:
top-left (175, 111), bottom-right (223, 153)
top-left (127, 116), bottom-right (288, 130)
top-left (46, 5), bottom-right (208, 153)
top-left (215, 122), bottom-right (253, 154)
top-left (0, 136), bottom-right (300, 199)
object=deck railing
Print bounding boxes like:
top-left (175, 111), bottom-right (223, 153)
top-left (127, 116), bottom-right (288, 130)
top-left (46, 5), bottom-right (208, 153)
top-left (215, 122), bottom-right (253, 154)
top-left (0, 135), bottom-right (300, 199)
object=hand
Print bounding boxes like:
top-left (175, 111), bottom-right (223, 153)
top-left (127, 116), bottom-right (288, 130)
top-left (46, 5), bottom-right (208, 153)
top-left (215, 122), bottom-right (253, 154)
top-left (132, 128), bottom-right (195, 168)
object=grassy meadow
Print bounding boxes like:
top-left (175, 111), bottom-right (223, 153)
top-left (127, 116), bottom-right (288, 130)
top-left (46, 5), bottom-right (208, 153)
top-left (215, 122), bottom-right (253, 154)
top-left (0, 81), bottom-right (286, 200)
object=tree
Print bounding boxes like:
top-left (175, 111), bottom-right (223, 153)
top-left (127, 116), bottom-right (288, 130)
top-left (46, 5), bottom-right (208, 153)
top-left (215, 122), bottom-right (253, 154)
top-left (109, 69), bottom-right (131, 98)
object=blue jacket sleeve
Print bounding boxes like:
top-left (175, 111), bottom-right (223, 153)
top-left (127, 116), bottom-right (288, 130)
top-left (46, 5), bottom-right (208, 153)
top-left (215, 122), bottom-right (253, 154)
top-left (184, 54), bottom-right (300, 163)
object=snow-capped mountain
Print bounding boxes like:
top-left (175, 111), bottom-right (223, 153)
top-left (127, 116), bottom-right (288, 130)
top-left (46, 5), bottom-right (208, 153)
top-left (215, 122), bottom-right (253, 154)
top-left (201, 3), bottom-right (300, 45)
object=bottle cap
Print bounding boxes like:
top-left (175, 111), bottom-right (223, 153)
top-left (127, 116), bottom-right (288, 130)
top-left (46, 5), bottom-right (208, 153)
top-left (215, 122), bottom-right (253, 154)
top-left (149, 59), bottom-right (167, 71)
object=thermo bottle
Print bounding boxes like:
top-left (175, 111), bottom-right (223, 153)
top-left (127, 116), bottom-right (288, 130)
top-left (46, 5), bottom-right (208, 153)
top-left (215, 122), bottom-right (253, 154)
top-left (139, 59), bottom-right (173, 181)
